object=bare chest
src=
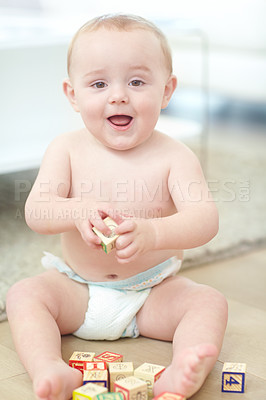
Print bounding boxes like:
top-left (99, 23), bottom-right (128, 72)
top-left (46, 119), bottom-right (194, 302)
top-left (69, 153), bottom-right (176, 218)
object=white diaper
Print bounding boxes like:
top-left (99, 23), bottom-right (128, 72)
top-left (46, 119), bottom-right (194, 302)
top-left (42, 252), bottom-right (181, 341)
top-left (74, 285), bottom-right (150, 340)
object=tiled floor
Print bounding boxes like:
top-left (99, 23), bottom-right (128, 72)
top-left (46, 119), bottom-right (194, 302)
top-left (0, 248), bottom-right (265, 399)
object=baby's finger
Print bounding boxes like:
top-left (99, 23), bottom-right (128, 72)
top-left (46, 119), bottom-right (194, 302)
top-left (77, 219), bottom-right (102, 247)
top-left (116, 242), bottom-right (139, 263)
top-left (115, 232), bottom-right (133, 250)
top-left (97, 208), bottom-right (124, 226)
top-left (115, 219), bottom-right (136, 235)
top-left (90, 211), bottom-right (112, 237)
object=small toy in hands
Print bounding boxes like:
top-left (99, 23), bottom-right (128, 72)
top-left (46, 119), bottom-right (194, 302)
top-left (92, 217), bottom-right (119, 254)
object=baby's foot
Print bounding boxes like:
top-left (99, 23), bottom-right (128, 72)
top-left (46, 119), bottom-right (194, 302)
top-left (33, 359), bottom-right (83, 400)
top-left (153, 343), bottom-right (218, 398)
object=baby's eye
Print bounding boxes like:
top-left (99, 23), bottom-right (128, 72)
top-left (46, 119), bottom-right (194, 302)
top-left (92, 82), bottom-right (107, 89)
top-left (129, 80), bottom-right (143, 87)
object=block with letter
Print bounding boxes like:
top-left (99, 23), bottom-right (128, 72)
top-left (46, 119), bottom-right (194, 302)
top-left (152, 393), bottom-right (186, 400)
top-left (83, 362), bottom-right (108, 388)
top-left (114, 376), bottom-right (147, 400)
top-left (109, 362), bottom-right (134, 391)
top-left (73, 382), bottom-right (107, 400)
top-left (69, 351), bottom-right (96, 373)
top-left (94, 351), bottom-right (123, 366)
top-left (134, 363), bottom-right (165, 397)
top-left (96, 393), bottom-right (124, 400)
top-left (92, 217), bottom-right (119, 254)
top-left (222, 362), bottom-right (246, 393)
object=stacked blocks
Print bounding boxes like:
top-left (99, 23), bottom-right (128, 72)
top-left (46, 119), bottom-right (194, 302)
top-left (83, 362), bottom-right (109, 388)
top-left (134, 363), bottom-right (165, 398)
top-left (152, 393), bottom-right (186, 400)
top-left (73, 382), bottom-right (108, 400)
top-left (92, 217), bottom-right (119, 254)
top-left (114, 376), bottom-right (148, 400)
top-left (109, 362), bottom-right (134, 391)
top-left (222, 362), bottom-right (246, 393)
top-left (69, 352), bottom-right (96, 373)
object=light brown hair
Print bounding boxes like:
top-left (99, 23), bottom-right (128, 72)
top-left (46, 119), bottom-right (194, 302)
top-left (67, 14), bottom-right (173, 76)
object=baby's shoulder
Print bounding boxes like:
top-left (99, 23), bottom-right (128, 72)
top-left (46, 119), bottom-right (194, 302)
top-left (156, 131), bottom-right (196, 159)
top-left (47, 129), bottom-right (88, 150)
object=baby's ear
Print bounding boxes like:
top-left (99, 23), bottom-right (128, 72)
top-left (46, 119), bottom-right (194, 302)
top-left (161, 74), bottom-right (177, 109)
top-left (62, 79), bottom-right (80, 112)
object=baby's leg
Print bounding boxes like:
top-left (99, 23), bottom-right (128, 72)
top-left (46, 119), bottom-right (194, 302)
top-left (6, 269), bottom-right (89, 400)
top-left (136, 276), bottom-right (228, 398)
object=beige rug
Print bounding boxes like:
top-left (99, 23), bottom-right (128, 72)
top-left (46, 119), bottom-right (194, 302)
top-left (1, 137), bottom-right (265, 321)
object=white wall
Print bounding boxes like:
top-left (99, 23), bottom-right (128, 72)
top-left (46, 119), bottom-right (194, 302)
top-left (39, 0), bottom-right (266, 50)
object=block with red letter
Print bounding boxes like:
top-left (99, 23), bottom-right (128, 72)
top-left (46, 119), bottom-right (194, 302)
top-left (73, 382), bottom-right (107, 400)
top-left (109, 362), bottom-right (134, 391)
top-left (152, 393), bottom-right (186, 400)
top-left (83, 362), bottom-right (108, 388)
top-left (222, 362), bottom-right (246, 393)
top-left (94, 351), bottom-right (123, 367)
top-left (134, 363), bottom-right (165, 397)
top-left (69, 351), bottom-right (95, 373)
top-left (114, 376), bottom-right (147, 400)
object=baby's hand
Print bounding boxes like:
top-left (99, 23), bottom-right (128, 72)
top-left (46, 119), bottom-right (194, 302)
top-left (114, 218), bottom-right (156, 263)
top-left (75, 208), bottom-right (122, 249)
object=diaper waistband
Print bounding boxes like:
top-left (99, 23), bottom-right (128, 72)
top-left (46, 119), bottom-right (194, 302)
top-left (42, 252), bottom-right (181, 291)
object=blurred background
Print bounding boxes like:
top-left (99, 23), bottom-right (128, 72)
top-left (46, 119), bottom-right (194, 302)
top-left (0, 0), bottom-right (265, 172)
top-left (0, 0), bottom-right (265, 279)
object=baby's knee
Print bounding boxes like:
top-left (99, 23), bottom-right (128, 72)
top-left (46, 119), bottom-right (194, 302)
top-left (6, 276), bottom-right (46, 313)
top-left (199, 285), bottom-right (228, 318)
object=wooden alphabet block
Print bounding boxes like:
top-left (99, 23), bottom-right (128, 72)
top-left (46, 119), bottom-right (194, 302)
top-left (69, 352), bottom-right (96, 373)
top-left (92, 217), bottom-right (119, 254)
top-left (94, 351), bottom-right (123, 366)
top-left (84, 362), bottom-right (108, 371)
top-left (222, 362), bottom-right (246, 393)
top-left (152, 392), bottom-right (186, 400)
top-left (134, 363), bottom-right (165, 397)
top-left (109, 362), bottom-right (134, 391)
top-left (96, 393), bottom-right (124, 400)
top-left (73, 382), bottom-right (107, 400)
top-left (114, 376), bottom-right (147, 400)
top-left (83, 362), bottom-right (108, 388)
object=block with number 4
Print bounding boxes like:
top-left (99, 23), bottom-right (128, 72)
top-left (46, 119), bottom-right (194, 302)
top-left (114, 376), bottom-right (147, 400)
top-left (134, 363), bottom-right (165, 397)
top-left (152, 392), bottom-right (186, 400)
top-left (222, 362), bottom-right (246, 393)
top-left (73, 382), bottom-right (107, 400)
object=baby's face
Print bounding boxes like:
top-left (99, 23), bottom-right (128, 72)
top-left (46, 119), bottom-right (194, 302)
top-left (68, 27), bottom-right (173, 150)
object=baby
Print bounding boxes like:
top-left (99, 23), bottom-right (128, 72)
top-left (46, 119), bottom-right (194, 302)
top-left (7, 14), bottom-right (228, 400)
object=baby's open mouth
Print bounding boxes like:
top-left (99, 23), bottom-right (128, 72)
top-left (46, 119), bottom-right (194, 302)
top-left (108, 115), bottom-right (133, 127)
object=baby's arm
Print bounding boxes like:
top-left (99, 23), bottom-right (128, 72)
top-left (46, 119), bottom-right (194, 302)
top-left (25, 134), bottom-right (115, 246)
top-left (153, 147), bottom-right (219, 250)
top-left (115, 143), bottom-right (218, 262)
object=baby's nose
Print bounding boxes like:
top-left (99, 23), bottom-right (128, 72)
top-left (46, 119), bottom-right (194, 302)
top-left (108, 86), bottom-right (129, 104)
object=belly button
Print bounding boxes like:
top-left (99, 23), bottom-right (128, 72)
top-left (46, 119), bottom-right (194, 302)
top-left (106, 274), bottom-right (118, 280)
